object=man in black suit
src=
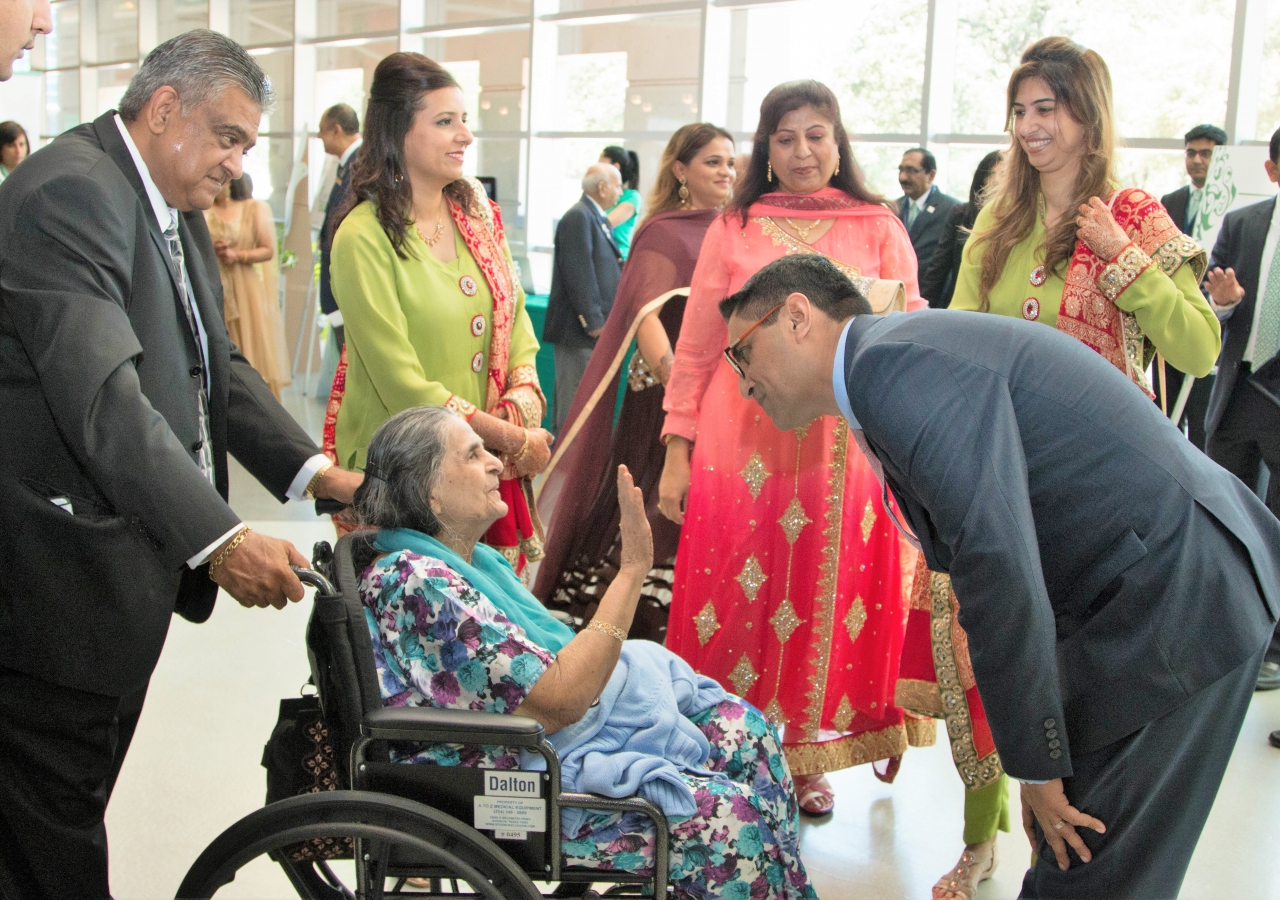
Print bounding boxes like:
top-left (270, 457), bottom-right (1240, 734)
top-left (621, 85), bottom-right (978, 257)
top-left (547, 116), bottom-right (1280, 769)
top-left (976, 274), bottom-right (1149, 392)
top-left (1203, 126), bottom-right (1280, 692)
top-left (543, 162), bottom-right (623, 431)
top-left (317, 102), bottom-right (361, 350)
top-left (1158, 123), bottom-right (1227, 449)
top-left (895, 147), bottom-right (961, 278)
top-left (721, 255), bottom-right (1278, 898)
top-left (0, 31), bottom-right (361, 899)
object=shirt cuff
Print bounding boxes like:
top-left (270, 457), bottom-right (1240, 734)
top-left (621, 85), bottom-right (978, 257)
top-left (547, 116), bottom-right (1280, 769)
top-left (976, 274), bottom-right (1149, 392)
top-left (187, 524), bottom-right (243, 569)
top-left (660, 414), bottom-right (698, 445)
top-left (288, 454), bottom-right (333, 501)
top-left (1016, 778), bottom-right (1051, 784)
top-left (328, 310), bottom-right (344, 327)
top-left (1209, 297), bottom-right (1240, 320)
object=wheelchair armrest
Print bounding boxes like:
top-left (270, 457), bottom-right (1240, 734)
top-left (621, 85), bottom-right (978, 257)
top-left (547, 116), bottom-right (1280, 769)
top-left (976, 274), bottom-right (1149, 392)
top-left (361, 706), bottom-right (546, 747)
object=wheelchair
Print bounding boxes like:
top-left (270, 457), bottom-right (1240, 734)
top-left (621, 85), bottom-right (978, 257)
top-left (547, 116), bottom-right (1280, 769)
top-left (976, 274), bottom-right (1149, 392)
top-left (177, 528), bottom-right (670, 899)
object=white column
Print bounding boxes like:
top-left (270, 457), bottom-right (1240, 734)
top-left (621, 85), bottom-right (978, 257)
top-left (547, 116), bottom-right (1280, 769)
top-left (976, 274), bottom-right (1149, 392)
top-left (699, 2), bottom-right (730, 128)
top-left (1225, 0), bottom-right (1265, 143)
top-left (138, 0), bottom-right (158, 55)
top-left (208, 0), bottom-right (230, 36)
top-left (919, 0), bottom-right (955, 146)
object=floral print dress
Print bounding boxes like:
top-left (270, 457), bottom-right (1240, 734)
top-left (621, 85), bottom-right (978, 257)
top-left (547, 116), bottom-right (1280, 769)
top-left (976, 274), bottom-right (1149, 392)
top-left (360, 550), bottom-right (817, 900)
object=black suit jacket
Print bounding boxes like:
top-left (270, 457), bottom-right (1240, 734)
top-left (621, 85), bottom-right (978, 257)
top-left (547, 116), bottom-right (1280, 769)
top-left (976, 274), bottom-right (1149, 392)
top-left (843, 310), bottom-right (1279, 780)
top-left (1205, 197), bottom-right (1280, 435)
top-left (896, 185), bottom-right (961, 277)
top-left (919, 202), bottom-right (971, 308)
top-left (319, 152), bottom-right (356, 316)
top-left (0, 112), bottom-right (319, 695)
top-left (1162, 185), bottom-right (1193, 236)
top-left (543, 195), bottom-right (622, 350)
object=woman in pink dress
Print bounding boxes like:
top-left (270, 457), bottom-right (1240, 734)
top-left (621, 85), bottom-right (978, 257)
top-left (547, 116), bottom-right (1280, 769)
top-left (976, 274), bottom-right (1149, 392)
top-left (658, 80), bottom-right (931, 815)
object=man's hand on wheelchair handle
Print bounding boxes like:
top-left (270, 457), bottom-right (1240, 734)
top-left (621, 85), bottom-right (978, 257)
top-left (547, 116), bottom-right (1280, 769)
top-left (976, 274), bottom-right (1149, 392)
top-left (209, 531), bottom-right (309, 610)
top-left (315, 465), bottom-right (364, 505)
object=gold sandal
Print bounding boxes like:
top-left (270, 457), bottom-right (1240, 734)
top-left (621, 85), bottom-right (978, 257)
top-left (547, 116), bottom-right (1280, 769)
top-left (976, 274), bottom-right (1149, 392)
top-left (932, 839), bottom-right (997, 900)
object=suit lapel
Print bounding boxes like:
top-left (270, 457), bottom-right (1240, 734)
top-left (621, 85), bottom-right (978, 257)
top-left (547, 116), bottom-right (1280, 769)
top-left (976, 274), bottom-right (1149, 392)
top-left (583, 194), bottom-right (620, 256)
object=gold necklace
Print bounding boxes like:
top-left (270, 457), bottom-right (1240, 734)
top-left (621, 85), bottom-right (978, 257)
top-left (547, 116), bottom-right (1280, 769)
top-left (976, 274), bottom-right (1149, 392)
top-left (416, 221), bottom-right (444, 246)
top-left (416, 198), bottom-right (449, 246)
top-left (784, 217), bottom-right (822, 243)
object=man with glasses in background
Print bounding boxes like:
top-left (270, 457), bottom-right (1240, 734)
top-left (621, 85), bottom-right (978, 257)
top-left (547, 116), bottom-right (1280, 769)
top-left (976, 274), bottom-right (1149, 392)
top-left (894, 147), bottom-right (960, 280)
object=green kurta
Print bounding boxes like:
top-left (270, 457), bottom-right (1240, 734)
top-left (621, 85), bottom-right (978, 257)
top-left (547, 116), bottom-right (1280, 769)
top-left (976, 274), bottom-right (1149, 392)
top-left (332, 200), bottom-right (540, 470)
top-left (951, 203), bottom-right (1220, 378)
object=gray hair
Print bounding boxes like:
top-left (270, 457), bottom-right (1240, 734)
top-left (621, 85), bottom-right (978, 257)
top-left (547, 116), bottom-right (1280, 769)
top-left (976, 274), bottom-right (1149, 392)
top-left (118, 30), bottom-right (274, 123)
top-left (352, 406), bottom-right (460, 535)
top-left (582, 163), bottom-right (618, 195)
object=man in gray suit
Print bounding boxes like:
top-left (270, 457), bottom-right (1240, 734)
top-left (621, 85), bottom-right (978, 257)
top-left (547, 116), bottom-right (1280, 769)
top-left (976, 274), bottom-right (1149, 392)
top-left (0, 32), bottom-right (360, 898)
top-left (543, 162), bottom-right (623, 431)
top-left (719, 254), bottom-right (1278, 898)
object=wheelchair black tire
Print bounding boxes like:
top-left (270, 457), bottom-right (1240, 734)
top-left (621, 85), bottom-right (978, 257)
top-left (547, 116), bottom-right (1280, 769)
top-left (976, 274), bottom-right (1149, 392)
top-left (175, 790), bottom-right (542, 900)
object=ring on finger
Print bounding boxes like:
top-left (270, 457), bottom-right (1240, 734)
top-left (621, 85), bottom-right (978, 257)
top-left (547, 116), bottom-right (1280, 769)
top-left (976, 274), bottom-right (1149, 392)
top-left (1052, 820), bottom-right (1066, 831)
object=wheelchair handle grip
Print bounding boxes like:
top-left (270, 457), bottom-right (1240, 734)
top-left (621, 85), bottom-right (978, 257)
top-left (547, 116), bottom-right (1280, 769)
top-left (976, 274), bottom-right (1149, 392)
top-left (314, 498), bottom-right (348, 516)
top-left (290, 565), bottom-right (337, 597)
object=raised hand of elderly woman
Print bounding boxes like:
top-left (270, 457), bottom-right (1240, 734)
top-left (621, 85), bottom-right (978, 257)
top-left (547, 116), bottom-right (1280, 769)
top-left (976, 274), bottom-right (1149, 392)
top-left (1076, 196), bottom-right (1130, 261)
top-left (617, 464), bottom-right (654, 575)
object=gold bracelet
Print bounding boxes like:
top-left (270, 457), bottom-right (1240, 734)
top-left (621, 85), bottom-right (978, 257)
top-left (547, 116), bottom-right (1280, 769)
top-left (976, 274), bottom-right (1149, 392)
top-left (209, 526), bottom-right (251, 572)
top-left (304, 462), bottom-right (333, 500)
top-left (509, 431), bottom-right (531, 465)
top-left (587, 619), bottom-right (627, 643)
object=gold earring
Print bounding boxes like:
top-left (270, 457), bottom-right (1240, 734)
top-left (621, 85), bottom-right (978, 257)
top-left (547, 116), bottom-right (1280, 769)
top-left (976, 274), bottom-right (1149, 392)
top-left (678, 179), bottom-right (690, 206)
top-left (834, 158), bottom-right (840, 176)
top-left (767, 161), bottom-right (773, 182)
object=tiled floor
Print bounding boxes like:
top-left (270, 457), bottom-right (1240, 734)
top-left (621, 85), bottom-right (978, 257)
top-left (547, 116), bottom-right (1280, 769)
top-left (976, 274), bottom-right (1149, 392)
top-left (103, 387), bottom-right (1280, 898)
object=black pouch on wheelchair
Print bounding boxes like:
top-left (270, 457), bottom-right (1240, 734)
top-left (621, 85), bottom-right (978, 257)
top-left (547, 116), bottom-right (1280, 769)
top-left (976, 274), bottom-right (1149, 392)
top-left (262, 691), bottom-right (354, 860)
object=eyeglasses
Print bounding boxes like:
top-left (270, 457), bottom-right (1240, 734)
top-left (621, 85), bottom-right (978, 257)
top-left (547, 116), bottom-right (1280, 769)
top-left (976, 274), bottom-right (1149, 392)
top-left (898, 165), bottom-right (924, 175)
top-left (723, 303), bottom-right (785, 378)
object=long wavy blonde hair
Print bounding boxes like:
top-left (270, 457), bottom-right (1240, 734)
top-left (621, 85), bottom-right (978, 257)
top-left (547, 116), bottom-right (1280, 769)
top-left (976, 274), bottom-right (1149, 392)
top-left (974, 37), bottom-right (1116, 309)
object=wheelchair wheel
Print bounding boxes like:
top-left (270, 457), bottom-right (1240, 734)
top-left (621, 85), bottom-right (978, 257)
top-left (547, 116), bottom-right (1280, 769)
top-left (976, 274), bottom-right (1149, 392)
top-left (176, 791), bottom-right (542, 900)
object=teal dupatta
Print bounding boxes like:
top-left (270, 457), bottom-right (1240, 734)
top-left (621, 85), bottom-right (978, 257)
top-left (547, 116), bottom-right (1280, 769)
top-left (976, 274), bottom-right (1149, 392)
top-left (373, 528), bottom-right (575, 654)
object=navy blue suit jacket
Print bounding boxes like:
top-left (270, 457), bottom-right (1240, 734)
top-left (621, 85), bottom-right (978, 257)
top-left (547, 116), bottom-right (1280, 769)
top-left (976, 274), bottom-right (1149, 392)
top-left (842, 310), bottom-right (1279, 779)
top-left (543, 195), bottom-right (622, 350)
top-left (319, 155), bottom-right (355, 317)
top-left (1205, 197), bottom-right (1280, 435)
top-left (896, 185), bottom-right (961, 277)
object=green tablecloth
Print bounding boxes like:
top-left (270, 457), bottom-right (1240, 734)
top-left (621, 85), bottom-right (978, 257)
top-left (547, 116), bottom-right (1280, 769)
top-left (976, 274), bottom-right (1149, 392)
top-left (525, 293), bottom-right (634, 432)
top-left (525, 294), bottom-right (555, 429)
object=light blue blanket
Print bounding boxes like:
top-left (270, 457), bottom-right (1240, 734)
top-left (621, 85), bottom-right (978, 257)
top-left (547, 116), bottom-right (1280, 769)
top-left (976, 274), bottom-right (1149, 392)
top-left (522, 639), bottom-right (728, 836)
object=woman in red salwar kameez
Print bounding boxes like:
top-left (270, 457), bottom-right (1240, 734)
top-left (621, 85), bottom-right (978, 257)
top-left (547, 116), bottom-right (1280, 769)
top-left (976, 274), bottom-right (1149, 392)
top-left (658, 80), bottom-right (931, 815)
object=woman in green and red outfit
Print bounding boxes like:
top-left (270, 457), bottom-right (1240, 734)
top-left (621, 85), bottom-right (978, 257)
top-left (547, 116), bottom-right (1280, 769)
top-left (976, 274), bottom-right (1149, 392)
top-left (325, 51), bottom-right (551, 571)
top-left (906, 37), bottom-right (1218, 900)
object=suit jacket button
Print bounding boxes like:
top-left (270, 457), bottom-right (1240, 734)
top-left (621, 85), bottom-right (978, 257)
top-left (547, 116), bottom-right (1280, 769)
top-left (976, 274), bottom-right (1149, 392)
top-left (1049, 748), bottom-right (1062, 759)
top-left (192, 440), bottom-right (203, 452)
top-left (1049, 739), bottom-right (1061, 749)
top-left (1046, 729), bottom-right (1058, 739)
top-left (190, 365), bottom-right (202, 377)
top-left (1044, 718), bottom-right (1056, 728)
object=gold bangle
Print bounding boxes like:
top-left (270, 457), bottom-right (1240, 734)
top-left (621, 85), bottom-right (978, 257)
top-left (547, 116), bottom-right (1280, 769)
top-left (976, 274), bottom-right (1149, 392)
top-left (587, 619), bottom-right (627, 643)
top-left (304, 462), bottom-right (333, 500)
top-left (509, 432), bottom-right (531, 465)
top-left (209, 526), bottom-right (250, 572)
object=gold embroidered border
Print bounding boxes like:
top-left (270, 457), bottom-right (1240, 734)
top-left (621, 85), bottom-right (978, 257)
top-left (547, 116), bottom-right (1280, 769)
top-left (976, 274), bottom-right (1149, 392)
top-left (930, 571), bottom-right (1004, 790)
top-left (1151, 232), bottom-right (1207, 281)
top-left (800, 425), bottom-right (848, 743)
top-left (444, 394), bottom-right (478, 419)
top-left (905, 714), bottom-right (938, 747)
top-left (501, 384), bottom-right (544, 429)
top-left (1096, 244), bottom-right (1152, 303)
top-left (784, 722), bottom-right (908, 776)
top-left (626, 353), bottom-right (660, 392)
top-left (894, 678), bottom-right (943, 716)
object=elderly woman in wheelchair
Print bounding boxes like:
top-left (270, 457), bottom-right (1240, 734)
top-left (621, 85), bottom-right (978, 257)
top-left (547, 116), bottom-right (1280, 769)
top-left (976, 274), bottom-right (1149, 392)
top-left (351, 406), bottom-right (816, 899)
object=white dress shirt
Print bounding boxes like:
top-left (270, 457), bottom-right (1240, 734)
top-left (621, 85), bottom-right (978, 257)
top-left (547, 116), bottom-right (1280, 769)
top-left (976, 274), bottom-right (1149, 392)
top-left (1241, 196), bottom-right (1280, 364)
top-left (113, 116), bottom-right (329, 567)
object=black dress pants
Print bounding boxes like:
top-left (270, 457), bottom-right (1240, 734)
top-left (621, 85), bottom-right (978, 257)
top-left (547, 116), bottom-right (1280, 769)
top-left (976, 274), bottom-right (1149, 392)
top-left (1153, 366), bottom-right (1213, 451)
top-left (1019, 641), bottom-right (1267, 900)
top-left (0, 667), bottom-right (148, 900)
top-left (1207, 374), bottom-right (1280, 662)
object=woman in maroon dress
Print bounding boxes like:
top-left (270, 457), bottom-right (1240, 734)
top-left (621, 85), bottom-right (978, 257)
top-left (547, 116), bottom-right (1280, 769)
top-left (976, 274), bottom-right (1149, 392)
top-left (534, 123), bottom-right (736, 641)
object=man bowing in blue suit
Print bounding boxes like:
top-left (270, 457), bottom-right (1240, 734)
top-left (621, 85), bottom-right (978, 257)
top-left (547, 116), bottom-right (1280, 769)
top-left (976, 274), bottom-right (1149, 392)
top-left (719, 254), bottom-right (1279, 899)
